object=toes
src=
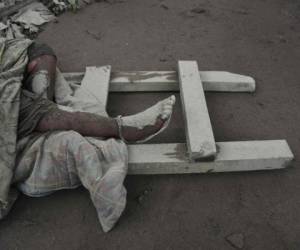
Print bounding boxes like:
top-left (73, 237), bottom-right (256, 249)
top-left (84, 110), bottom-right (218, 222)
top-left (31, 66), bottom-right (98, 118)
top-left (162, 105), bottom-right (172, 115)
top-left (165, 96), bottom-right (176, 107)
top-left (161, 107), bottom-right (172, 120)
top-left (161, 113), bottom-right (169, 120)
top-left (163, 106), bottom-right (172, 113)
top-left (164, 108), bottom-right (172, 115)
top-left (164, 95), bottom-right (176, 106)
top-left (160, 96), bottom-right (175, 120)
top-left (169, 95), bottom-right (176, 105)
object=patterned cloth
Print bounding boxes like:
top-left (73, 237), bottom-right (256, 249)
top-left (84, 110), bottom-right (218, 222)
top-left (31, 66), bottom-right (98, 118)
top-left (0, 38), bottom-right (33, 218)
top-left (0, 39), bottom-right (128, 232)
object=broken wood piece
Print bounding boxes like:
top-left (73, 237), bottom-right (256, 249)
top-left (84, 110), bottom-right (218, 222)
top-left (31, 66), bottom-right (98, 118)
top-left (76, 65), bottom-right (111, 109)
top-left (62, 71), bottom-right (256, 93)
top-left (127, 140), bottom-right (294, 174)
top-left (178, 60), bottom-right (217, 160)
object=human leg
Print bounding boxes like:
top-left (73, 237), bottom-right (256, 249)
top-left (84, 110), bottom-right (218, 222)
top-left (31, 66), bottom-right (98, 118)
top-left (23, 43), bottom-right (57, 100)
top-left (22, 42), bottom-right (176, 143)
top-left (35, 95), bottom-right (175, 143)
top-left (15, 131), bottom-right (128, 232)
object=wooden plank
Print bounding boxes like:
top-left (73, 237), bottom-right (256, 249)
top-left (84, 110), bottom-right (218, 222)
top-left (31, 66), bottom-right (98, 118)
top-left (127, 140), bottom-right (294, 174)
top-left (62, 71), bottom-right (256, 93)
top-left (178, 61), bottom-right (217, 160)
top-left (76, 66), bottom-right (111, 108)
top-left (200, 71), bottom-right (256, 92)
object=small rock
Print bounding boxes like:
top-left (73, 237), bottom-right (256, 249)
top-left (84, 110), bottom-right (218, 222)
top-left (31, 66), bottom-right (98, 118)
top-left (226, 233), bottom-right (244, 249)
top-left (257, 102), bottom-right (264, 108)
top-left (278, 35), bottom-right (287, 43)
top-left (190, 7), bottom-right (206, 14)
top-left (136, 188), bottom-right (152, 204)
top-left (138, 195), bottom-right (144, 204)
top-left (181, 11), bottom-right (195, 18)
top-left (160, 4), bottom-right (168, 10)
top-left (86, 30), bottom-right (102, 40)
top-left (160, 57), bottom-right (167, 62)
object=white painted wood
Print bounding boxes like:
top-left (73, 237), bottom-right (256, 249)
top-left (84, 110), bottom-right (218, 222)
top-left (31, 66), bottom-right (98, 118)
top-left (200, 71), bottom-right (255, 92)
top-left (178, 61), bottom-right (217, 160)
top-left (75, 66), bottom-right (111, 108)
top-left (127, 140), bottom-right (294, 174)
top-left (62, 71), bottom-right (255, 92)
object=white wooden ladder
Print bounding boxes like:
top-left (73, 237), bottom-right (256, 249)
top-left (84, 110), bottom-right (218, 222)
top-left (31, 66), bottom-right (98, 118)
top-left (63, 61), bottom-right (294, 175)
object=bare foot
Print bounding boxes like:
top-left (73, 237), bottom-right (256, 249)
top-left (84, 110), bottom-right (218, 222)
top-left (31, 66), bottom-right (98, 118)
top-left (116, 95), bottom-right (176, 143)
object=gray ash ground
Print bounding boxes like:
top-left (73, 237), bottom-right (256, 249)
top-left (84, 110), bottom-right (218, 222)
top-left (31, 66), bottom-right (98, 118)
top-left (1, 0), bottom-right (300, 249)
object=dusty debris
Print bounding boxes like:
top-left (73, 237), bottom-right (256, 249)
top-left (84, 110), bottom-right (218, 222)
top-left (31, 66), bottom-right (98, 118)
top-left (278, 34), bottom-right (287, 43)
top-left (86, 29), bottom-right (102, 40)
top-left (12, 3), bottom-right (56, 26)
top-left (48, 0), bottom-right (68, 14)
top-left (136, 188), bottom-right (153, 204)
top-left (180, 8), bottom-right (207, 18)
top-left (0, 0), bottom-right (27, 10)
top-left (9, 22), bottom-right (25, 38)
top-left (0, 22), bottom-right (8, 30)
top-left (160, 3), bottom-right (168, 10)
top-left (0, 0), bottom-right (90, 39)
top-left (0, 20), bottom-right (25, 39)
top-left (44, 0), bottom-right (92, 14)
top-left (226, 233), bottom-right (245, 249)
top-left (190, 7), bottom-right (206, 14)
top-left (0, 2), bottom-right (55, 39)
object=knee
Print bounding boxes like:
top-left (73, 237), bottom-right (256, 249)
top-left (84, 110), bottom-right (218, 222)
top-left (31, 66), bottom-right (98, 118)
top-left (58, 131), bottom-right (97, 160)
top-left (24, 43), bottom-right (57, 100)
top-left (59, 131), bottom-right (86, 145)
top-left (48, 131), bottom-right (85, 150)
top-left (30, 71), bottom-right (50, 97)
top-left (27, 42), bottom-right (57, 62)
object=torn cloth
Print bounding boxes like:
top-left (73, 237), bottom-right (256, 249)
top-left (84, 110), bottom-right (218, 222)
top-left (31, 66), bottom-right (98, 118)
top-left (0, 39), bottom-right (128, 232)
top-left (12, 2), bottom-right (56, 27)
top-left (0, 3), bottom-right (56, 39)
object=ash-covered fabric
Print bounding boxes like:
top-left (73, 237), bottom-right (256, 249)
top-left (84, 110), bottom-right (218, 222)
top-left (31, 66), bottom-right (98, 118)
top-left (14, 68), bottom-right (128, 232)
top-left (0, 38), bottom-right (33, 218)
top-left (0, 39), bottom-right (128, 232)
